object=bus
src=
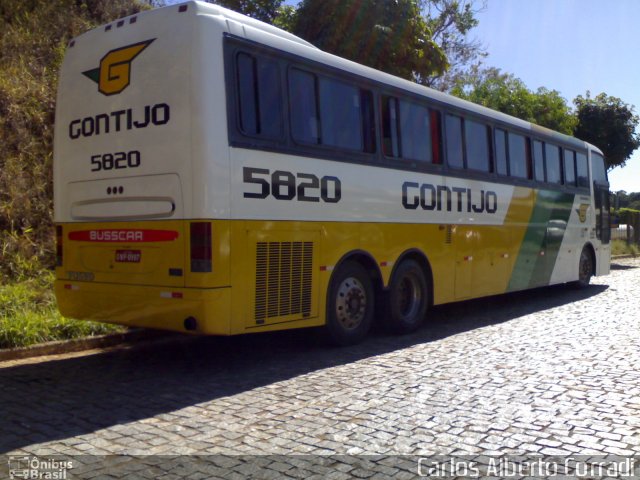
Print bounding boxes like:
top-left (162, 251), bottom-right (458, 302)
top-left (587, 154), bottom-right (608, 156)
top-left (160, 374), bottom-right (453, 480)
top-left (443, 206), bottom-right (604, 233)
top-left (54, 1), bottom-right (611, 345)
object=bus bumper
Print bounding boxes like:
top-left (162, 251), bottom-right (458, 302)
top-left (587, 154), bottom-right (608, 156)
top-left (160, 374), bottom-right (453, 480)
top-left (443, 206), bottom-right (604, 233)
top-left (54, 280), bottom-right (232, 335)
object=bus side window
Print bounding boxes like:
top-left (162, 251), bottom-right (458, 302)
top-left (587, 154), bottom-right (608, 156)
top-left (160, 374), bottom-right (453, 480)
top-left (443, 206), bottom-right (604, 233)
top-left (465, 119), bottom-right (490, 172)
top-left (399, 100), bottom-right (431, 163)
top-left (564, 149), bottom-right (577, 187)
top-left (360, 90), bottom-right (376, 153)
top-left (318, 77), bottom-right (365, 151)
top-left (289, 69), bottom-right (319, 144)
top-left (237, 53), bottom-right (283, 138)
top-left (533, 140), bottom-right (545, 182)
top-left (381, 96), bottom-right (400, 157)
top-left (431, 110), bottom-right (442, 164)
top-left (507, 132), bottom-right (528, 179)
top-left (445, 113), bottom-right (464, 169)
top-left (576, 152), bottom-right (589, 188)
top-left (237, 53), bottom-right (259, 135)
top-left (545, 143), bottom-right (562, 184)
top-left (494, 128), bottom-right (508, 176)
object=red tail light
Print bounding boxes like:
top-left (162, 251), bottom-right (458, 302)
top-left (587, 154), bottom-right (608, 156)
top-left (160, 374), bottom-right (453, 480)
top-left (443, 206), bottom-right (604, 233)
top-left (56, 225), bottom-right (63, 267)
top-left (190, 222), bottom-right (212, 272)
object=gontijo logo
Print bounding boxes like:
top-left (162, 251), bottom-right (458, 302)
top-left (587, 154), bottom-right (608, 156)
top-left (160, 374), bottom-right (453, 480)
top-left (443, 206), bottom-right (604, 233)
top-left (82, 39), bottom-right (155, 96)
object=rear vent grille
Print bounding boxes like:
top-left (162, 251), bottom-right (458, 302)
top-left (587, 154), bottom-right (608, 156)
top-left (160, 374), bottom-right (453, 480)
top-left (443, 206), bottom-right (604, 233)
top-left (255, 241), bottom-right (313, 324)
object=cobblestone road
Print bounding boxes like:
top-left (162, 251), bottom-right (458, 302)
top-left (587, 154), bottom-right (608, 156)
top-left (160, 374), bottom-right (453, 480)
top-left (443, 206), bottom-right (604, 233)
top-left (1, 258), bottom-right (639, 477)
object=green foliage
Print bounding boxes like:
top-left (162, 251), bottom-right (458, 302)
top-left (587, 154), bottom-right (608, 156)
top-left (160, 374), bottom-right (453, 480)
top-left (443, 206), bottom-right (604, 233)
top-left (611, 239), bottom-right (639, 257)
top-left (615, 207), bottom-right (640, 225)
top-left (451, 67), bottom-right (576, 134)
top-left (614, 190), bottom-right (640, 211)
top-left (574, 92), bottom-right (640, 171)
top-left (421, 0), bottom-right (487, 90)
top-left (207, 0), bottom-right (283, 23)
top-left (0, 272), bottom-right (122, 349)
top-left (292, 0), bottom-right (448, 82)
top-left (0, 0), bottom-right (150, 281)
top-left (272, 4), bottom-right (296, 31)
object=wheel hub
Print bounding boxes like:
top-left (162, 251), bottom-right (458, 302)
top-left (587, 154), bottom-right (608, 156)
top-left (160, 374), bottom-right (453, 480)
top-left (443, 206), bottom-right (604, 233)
top-left (335, 277), bottom-right (366, 330)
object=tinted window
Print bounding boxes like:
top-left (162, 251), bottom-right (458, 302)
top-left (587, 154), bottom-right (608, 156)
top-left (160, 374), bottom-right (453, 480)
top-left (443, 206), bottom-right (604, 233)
top-left (431, 111), bottom-right (442, 164)
top-left (399, 100), bottom-right (431, 162)
top-left (289, 69), bottom-right (318, 144)
top-left (465, 119), bottom-right (490, 172)
top-left (592, 152), bottom-right (608, 184)
top-left (237, 53), bottom-right (258, 135)
top-left (319, 77), bottom-right (363, 150)
top-left (237, 53), bottom-right (282, 138)
top-left (533, 140), bottom-right (545, 182)
top-left (545, 144), bottom-right (562, 184)
top-left (495, 129), bottom-right (508, 175)
top-left (508, 132), bottom-right (528, 179)
top-left (576, 152), bottom-right (589, 188)
top-left (445, 114), bottom-right (464, 169)
top-left (382, 97), bottom-right (400, 157)
top-left (564, 149), bottom-right (576, 186)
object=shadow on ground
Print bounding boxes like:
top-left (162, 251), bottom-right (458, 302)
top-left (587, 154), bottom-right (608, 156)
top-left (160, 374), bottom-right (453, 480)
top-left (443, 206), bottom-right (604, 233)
top-left (0, 283), bottom-right (607, 453)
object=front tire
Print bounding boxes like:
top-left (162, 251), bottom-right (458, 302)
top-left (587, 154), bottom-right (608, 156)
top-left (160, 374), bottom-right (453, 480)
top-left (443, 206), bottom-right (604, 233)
top-left (325, 261), bottom-right (374, 346)
top-left (576, 247), bottom-right (593, 288)
top-left (385, 259), bottom-right (429, 334)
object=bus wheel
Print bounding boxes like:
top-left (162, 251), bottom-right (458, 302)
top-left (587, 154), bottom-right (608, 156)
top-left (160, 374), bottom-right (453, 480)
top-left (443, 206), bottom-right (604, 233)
top-left (386, 259), bottom-right (429, 334)
top-left (325, 261), bottom-right (374, 346)
top-left (576, 247), bottom-right (593, 288)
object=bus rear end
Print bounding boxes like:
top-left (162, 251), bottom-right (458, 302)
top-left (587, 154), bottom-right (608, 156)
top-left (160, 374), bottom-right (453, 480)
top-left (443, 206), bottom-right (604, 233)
top-left (54, 3), bottom-right (231, 334)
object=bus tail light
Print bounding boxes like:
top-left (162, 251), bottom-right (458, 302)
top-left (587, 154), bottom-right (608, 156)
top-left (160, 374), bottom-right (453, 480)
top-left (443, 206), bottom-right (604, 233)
top-left (190, 222), bottom-right (212, 272)
top-left (56, 225), bottom-right (63, 267)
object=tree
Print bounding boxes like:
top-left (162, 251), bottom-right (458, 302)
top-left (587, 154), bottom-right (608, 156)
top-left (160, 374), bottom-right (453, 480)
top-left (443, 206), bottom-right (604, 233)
top-left (421, 0), bottom-right (487, 90)
top-left (451, 67), bottom-right (576, 134)
top-left (292, 0), bottom-right (448, 82)
top-left (574, 92), bottom-right (640, 171)
top-left (207, 0), bottom-right (283, 23)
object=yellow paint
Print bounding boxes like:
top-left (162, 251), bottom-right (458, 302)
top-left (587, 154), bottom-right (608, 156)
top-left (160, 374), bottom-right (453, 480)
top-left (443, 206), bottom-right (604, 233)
top-left (56, 194), bottom-right (543, 336)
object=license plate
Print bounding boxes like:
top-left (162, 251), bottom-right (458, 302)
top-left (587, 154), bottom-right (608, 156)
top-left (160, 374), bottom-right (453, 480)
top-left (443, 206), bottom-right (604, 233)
top-left (115, 250), bottom-right (141, 263)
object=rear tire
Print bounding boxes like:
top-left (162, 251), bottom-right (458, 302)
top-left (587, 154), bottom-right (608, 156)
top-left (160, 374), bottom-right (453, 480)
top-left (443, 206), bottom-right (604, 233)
top-left (325, 261), bottom-right (374, 346)
top-left (385, 259), bottom-right (429, 334)
top-left (576, 246), bottom-right (593, 288)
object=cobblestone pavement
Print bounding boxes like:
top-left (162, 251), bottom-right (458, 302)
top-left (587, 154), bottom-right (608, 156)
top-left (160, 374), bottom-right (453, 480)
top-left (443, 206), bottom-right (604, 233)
top-left (1, 258), bottom-right (639, 476)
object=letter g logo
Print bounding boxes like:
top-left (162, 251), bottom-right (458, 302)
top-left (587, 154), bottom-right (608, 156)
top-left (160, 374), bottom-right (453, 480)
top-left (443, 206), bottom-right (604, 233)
top-left (82, 39), bottom-right (155, 96)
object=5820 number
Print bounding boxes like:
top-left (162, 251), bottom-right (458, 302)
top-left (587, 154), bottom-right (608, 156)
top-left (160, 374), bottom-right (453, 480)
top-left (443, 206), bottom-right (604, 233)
top-left (91, 151), bottom-right (141, 172)
top-left (243, 167), bottom-right (341, 203)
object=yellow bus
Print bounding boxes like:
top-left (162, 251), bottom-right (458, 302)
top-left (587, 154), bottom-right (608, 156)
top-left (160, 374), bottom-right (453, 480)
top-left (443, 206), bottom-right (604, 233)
top-left (54, 1), bottom-right (611, 345)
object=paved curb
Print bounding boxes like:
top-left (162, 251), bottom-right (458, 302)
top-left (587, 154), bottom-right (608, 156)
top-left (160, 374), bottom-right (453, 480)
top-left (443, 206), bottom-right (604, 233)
top-left (0, 329), bottom-right (175, 362)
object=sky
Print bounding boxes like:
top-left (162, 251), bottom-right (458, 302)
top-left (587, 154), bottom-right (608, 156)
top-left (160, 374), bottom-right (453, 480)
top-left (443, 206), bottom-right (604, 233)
top-left (463, 0), bottom-right (640, 193)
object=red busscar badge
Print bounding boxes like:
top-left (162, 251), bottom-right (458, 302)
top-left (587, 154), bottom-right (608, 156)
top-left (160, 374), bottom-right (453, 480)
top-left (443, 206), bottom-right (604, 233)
top-left (68, 229), bottom-right (179, 242)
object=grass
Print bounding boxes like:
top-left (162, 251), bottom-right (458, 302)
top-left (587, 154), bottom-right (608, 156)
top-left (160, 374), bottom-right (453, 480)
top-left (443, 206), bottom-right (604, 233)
top-left (611, 239), bottom-right (640, 257)
top-left (0, 271), bottom-right (123, 349)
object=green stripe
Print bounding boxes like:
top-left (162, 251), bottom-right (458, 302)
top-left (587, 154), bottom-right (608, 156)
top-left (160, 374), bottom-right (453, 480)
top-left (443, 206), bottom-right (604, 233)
top-left (508, 190), bottom-right (575, 291)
